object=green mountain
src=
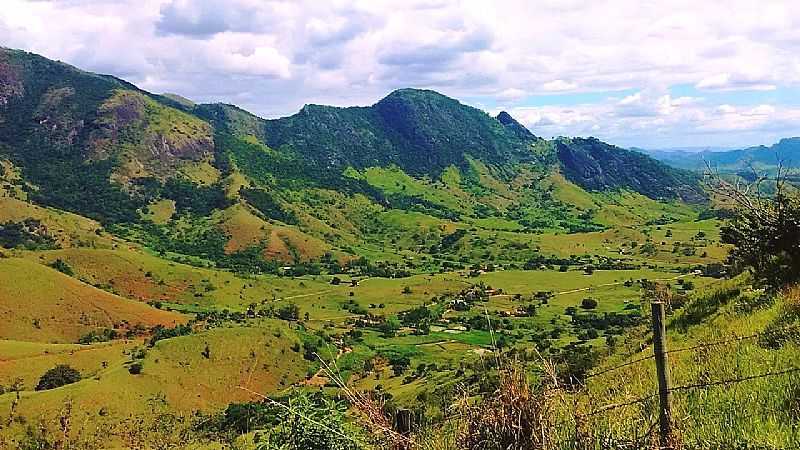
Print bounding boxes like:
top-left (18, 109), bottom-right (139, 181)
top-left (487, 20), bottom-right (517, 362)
top-left (261, 89), bottom-right (546, 176)
top-left (557, 137), bottom-right (705, 202)
top-left (0, 47), bottom-right (705, 272)
top-left (6, 48), bottom-right (777, 449)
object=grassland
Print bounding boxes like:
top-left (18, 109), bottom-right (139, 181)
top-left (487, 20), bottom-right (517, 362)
top-left (0, 258), bottom-right (185, 343)
top-left (551, 279), bottom-right (800, 448)
top-left (0, 151), bottom-right (734, 448)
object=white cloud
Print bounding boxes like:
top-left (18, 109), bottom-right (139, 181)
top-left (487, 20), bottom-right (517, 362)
top-left (496, 88), bottom-right (527, 102)
top-left (541, 80), bottom-right (577, 92)
top-left (696, 73), bottom-right (777, 91)
top-left (500, 93), bottom-right (800, 148)
top-left (1, 0), bottom-right (799, 146)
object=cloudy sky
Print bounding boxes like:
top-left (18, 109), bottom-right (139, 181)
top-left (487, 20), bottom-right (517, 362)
top-left (3, 0), bottom-right (800, 148)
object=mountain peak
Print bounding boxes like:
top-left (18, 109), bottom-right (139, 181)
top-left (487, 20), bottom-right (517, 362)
top-left (375, 88), bottom-right (459, 111)
top-left (380, 88), bottom-right (448, 101)
top-left (496, 111), bottom-right (537, 140)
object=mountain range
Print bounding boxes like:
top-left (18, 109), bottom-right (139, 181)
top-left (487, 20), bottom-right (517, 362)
top-left (0, 47), bottom-right (706, 272)
top-left (637, 138), bottom-right (800, 174)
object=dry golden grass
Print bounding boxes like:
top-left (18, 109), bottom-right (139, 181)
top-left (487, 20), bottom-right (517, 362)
top-left (0, 258), bottom-right (185, 343)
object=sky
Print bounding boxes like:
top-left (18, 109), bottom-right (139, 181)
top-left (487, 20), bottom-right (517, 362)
top-left (2, 0), bottom-right (800, 149)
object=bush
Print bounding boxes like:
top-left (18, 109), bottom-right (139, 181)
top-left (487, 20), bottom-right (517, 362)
top-left (128, 362), bottom-right (143, 375)
top-left (35, 365), bottom-right (81, 391)
top-left (78, 328), bottom-right (118, 344)
top-left (48, 258), bottom-right (74, 276)
top-left (277, 303), bottom-right (300, 321)
top-left (256, 391), bottom-right (368, 450)
top-left (721, 189), bottom-right (800, 289)
top-left (580, 298), bottom-right (598, 309)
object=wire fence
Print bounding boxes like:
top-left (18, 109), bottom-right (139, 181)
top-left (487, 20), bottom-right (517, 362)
top-left (574, 320), bottom-right (800, 424)
top-left (584, 324), bottom-right (800, 380)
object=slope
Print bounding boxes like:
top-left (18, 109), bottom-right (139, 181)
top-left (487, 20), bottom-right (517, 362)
top-left (0, 258), bottom-right (185, 343)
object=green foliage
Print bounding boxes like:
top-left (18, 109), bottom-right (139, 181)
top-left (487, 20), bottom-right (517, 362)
top-left (276, 303), bottom-right (300, 321)
top-left (78, 328), bottom-right (117, 344)
top-left (263, 89), bottom-right (543, 178)
top-left (213, 401), bottom-right (280, 435)
top-left (162, 178), bottom-right (229, 216)
top-left (256, 391), bottom-right (368, 450)
top-left (722, 191), bottom-right (800, 290)
top-left (556, 137), bottom-right (704, 202)
top-left (35, 364), bottom-right (81, 391)
top-left (379, 316), bottom-right (401, 338)
top-left (128, 362), bottom-right (143, 375)
top-left (48, 258), bottom-right (73, 276)
top-left (580, 298), bottom-right (598, 309)
top-left (112, 221), bottom-right (279, 274)
top-left (0, 219), bottom-right (57, 250)
top-left (148, 324), bottom-right (193, 346)
top-left (241, 187), bottom-right (298, 224)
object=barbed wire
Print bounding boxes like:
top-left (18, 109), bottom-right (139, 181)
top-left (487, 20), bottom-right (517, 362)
top-left (666, 367), bottom-right (800, 393)
top-left (584, 354), bottom-right (655, 380)
top-left (583, 365), bottom-right (800, 417)
top-left (664, 325), bottom-right (800, 356)
top-left (583, 324), bottom-right (800, 380)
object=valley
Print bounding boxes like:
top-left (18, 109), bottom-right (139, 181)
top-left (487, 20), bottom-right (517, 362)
top-left (0, 46), bottom-right (796, 449)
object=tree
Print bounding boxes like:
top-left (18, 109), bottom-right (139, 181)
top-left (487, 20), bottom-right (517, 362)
top-left (389, 355), bottom-right (411, 376)
top-left (581, 298), bottom-right (598, 309)
top-left (379, 317), bottom-right (401, 338)
top-left (277, 303), bottom-right (300, 321)
top-left (128, 362), bottom-right (143, 375)
top-left (36, 365), bottom-right (81, 391)
top-left (707, 162), bottom-right (800, 290)
top-left (49, 258), bottom-right (74, 276)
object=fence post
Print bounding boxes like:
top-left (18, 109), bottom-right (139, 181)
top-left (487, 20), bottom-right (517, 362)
top-left (395, 408), bottom-right (413, 435)
top-left (651, 301), bottom-right (673, 449)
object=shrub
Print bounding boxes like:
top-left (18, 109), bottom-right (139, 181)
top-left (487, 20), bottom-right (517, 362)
top-left (256, 391), bottom-right (368, 450)
top-left (48, 258), bottom-right (74, 276)
top-left (35, 365), bottom-right (81, 391)
top-left (580, 298), bottom-right (598, 309)
top-left (721, 188), bottom-right (800, 289)
top-left (277, 303), bottom-right (300, 321)
top-left (456, 364), bottom-right (554, 449)
top-left (128, 362), bottom-right (143, 375)
top-left (78, 328), bottom-right (118, 344)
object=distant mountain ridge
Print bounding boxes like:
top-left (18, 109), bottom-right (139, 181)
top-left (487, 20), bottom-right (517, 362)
top-left (638, 138), bottom-right (800, 173)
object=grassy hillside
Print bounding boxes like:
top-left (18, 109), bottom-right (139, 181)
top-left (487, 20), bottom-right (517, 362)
top-left (0, 258), bottom-right (185, 343)
top-left (0, 321), bottom-right (316, 448)
top-left (555, 278), bottom-right (800, 448)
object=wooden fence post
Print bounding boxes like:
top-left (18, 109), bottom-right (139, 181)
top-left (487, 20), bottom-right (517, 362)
top-left (651, 301), bottom-right (673, 449)
top-left (395, 408), bottom-right (413, 435)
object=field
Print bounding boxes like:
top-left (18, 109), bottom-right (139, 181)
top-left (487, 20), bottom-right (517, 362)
top-left (0, 179), bottom-right (732, 447)
top-left (0, 258), bottom-right (185, 343)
